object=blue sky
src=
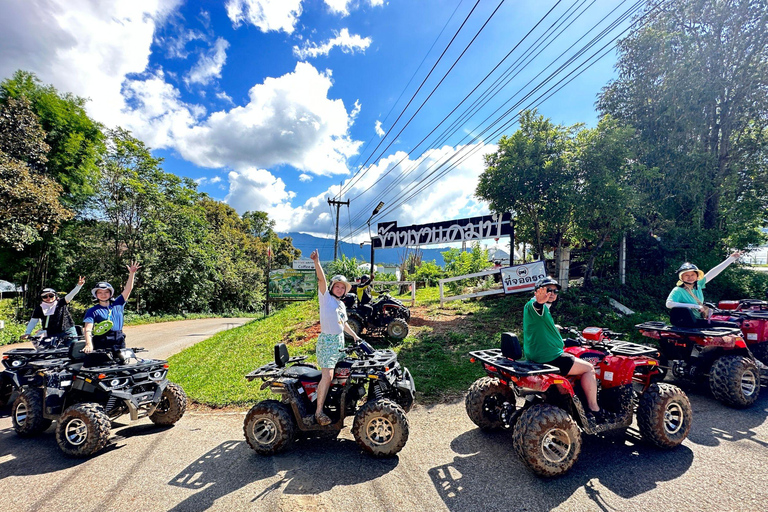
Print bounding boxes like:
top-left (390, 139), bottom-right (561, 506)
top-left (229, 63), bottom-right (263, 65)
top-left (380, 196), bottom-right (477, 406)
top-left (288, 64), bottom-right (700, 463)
top-left (0, 0), bottom-right (635, 244)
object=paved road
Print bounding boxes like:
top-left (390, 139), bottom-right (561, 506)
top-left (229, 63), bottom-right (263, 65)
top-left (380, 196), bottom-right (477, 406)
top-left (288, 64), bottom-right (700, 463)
top-left (2, 318), bottom-right (768, 511)
top-left (1, 318), bottom-right (252, 360)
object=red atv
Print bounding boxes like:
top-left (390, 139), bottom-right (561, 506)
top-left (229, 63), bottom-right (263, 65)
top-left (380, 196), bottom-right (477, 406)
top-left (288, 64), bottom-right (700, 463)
top-left (636, 320), bottom-right (761, 408)
top-left (710, 298), bottom-right (768, 364)
top-left (466, 328), bottom-right (692, 477)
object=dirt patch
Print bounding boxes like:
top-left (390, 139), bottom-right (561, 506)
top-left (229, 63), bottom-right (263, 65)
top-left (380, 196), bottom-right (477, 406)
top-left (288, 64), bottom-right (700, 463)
top-left (283, 321), bottom-right (322, 347)
top-left (407, 304), bottom-right (472, 336)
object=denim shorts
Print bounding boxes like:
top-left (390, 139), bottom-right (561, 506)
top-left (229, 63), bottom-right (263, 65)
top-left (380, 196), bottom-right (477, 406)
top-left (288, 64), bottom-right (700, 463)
top-left (316, 332), bottom-right (345, 368)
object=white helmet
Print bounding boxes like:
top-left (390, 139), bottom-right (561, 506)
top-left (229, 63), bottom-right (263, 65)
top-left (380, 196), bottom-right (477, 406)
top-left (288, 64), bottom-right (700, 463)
top-left (328, 275), bottom-right (352, 297)
top-left (91, 281), bottom-right (114, 299)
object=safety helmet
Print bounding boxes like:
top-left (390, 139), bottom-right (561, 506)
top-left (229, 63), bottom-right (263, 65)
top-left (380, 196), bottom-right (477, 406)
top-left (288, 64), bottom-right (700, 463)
top-left (91, 281), bottom-right (115, 299)
top-left (40, 287), bottom-right (57, 297)
top-left (676, 262), bottom-right (704, 285)
top-left (328, 275), bottom-right (352, 297)
top-left (534, 276), bottom-right (561, 291)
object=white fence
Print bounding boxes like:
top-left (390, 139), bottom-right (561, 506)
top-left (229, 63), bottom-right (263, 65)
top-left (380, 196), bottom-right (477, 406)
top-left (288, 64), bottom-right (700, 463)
top-left (438, 269), bottom-right (503, 306)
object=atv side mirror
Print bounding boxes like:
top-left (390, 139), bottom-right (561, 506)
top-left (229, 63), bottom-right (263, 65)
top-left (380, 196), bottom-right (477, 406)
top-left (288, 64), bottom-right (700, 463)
top-left (274, 343), bottom-right (290, 367)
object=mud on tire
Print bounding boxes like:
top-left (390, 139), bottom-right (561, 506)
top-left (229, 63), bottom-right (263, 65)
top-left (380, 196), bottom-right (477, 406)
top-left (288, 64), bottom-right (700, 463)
top-left (243, 400), bottom-right (296, 455)
top-left (352, 398), bottom-right (409, 457)
top-left (12, 388), bottom-right (53, 436)
top-left (465, 377), bottom-right (516, 430)
top-left (149, 382), bottom-right (188, 426)
top-left (512, 404), bottom-right (581, 478)
top-left (637, 383), bottom-right (692, 449)
top-left (386, 318), bottom-right (409, 340)
top-left (708, 355), bottom-right (760, 408)
top-left (55, 403), bottom-right (111, 457)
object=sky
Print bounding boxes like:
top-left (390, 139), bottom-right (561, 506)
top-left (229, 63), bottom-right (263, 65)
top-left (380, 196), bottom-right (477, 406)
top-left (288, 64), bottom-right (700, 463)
top-left (0, 0), bottom-right (637, 247)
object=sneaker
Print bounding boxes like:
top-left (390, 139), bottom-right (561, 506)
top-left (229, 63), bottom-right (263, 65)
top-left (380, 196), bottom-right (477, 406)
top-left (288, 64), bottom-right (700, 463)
top-left (315, 412), bottom-right (332, 426)
top-left (588, 409), bottom-right (605, 424)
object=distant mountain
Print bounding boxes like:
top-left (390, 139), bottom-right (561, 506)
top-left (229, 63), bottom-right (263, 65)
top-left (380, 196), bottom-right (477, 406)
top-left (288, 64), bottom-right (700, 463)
top-left (278, 232), bottom-right (449, 266)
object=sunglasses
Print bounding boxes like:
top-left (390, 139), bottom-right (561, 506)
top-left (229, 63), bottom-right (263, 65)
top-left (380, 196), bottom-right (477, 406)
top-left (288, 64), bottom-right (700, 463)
top-left (41, 293), bottom-right (56, 299)
top-left (545, 288), bottom-right (559, 294)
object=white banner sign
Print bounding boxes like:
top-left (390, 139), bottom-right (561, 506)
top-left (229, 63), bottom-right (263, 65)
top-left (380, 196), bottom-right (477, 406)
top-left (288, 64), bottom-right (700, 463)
top-left (293, 258), bottom-right (315, 270)
top-left (500, 261), bottom-right (547, 294)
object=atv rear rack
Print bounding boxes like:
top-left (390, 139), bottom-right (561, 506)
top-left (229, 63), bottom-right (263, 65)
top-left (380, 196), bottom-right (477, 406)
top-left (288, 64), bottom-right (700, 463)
top-left (601, 340), bottom-right (660, 357)
top-left (469, 349), bottom-right (559, 376)
top-left (246, 355), bottom-right (310, 380)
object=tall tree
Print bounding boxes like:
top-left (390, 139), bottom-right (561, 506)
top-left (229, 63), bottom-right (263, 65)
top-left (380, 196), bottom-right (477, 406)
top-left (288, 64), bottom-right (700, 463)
top-left (477, 110), bottom-right (578, 264)
top-left (598, 0), bottom-right (768, 246)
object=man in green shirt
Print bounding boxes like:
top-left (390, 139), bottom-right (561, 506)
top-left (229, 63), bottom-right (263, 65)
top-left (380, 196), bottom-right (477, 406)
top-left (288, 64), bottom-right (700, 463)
top-left (523, 277), bottom-right (604, 421)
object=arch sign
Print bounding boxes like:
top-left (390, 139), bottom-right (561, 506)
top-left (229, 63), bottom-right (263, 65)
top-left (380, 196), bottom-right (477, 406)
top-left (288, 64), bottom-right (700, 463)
top-left (372, 212), bottom-right (512, 249)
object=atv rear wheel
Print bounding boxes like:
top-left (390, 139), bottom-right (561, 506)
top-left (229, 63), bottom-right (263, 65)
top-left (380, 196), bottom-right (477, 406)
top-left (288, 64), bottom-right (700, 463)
top-left (465, 377), bottom-right (516, 430)
top-left (637, 383), bottom-right (692, 448)
top-left (243, 400), bottom-right (296, 455)
top-left (149, 382), bottom-right (188, 426)
top-left (513, 404), bottom-right (581, 477)
top-left (12, 388), bottom-right (52, 436)
top-left (709, 355), bottom-right (760, 408)
top-left (55, 403), bottom-right (111, 457)
top-left (386, 318), bottom-right (409, 340)
top-left (352, 399), bottom-right (409, 457)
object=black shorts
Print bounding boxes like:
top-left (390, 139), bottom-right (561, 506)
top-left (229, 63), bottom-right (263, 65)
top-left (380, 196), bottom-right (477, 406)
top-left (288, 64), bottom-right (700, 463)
top-left (545, 353), bottom-right (577, 375)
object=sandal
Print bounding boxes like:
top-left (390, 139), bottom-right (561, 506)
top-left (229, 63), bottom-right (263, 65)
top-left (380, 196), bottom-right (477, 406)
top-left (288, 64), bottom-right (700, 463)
top-left (315, 412), bottom-right (332, 426)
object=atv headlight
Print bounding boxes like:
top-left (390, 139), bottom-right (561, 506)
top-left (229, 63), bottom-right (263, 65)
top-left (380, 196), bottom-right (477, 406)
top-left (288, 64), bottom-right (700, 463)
top-left (11, 359), bottom-right (24, 367)
top-left (106, 377), bottom-right (129, 388)
top-left (149, 370), bottom-right (166, 380)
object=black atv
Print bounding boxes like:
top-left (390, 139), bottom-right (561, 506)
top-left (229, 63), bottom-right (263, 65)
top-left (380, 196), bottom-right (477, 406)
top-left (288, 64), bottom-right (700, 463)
top-left (343, 293), bottom-right (411, 340)
top-left (11, 340), bottom-right (187, 457)
top-left (1, 330), bottom-right (84, 407)
top-left (244, 341), bottom-right (415, 457)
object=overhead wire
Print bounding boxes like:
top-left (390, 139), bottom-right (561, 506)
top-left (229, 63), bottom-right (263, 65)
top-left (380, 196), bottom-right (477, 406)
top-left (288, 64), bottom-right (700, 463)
top-left (342, 0), bottom-right (667, 241)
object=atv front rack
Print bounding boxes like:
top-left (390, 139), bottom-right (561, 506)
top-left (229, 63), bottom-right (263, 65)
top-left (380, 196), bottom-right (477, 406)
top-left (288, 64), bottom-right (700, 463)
top-left (601, 340), bottom-right (659, 357)
top-left (349, 349), bottom-right (397, 371)
top-left (469, 349), bottom-right (559, 376)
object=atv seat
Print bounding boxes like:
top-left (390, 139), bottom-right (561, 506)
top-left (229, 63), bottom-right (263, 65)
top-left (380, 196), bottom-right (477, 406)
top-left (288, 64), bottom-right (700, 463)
top-left (500, 332), bottom-right (523, 360)
top-left (284, 365), bottom-right (322, 381)
top-left (69, 340), bottom-right (86, 361)
top-left (274, 343), bottom-right (290, 367)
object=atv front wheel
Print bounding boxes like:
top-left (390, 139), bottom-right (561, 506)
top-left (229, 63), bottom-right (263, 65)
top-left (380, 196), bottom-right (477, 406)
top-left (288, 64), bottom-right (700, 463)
top-left (637, 383), bottom-right (692, 448)
top-left (55, 403), bottom-right (111, 457)
top-left (12, 388), bottom-right (52, 436)
top-left (386, 318), bottom-right (409, 340)
top-left (709, 355), bottom-right (760, 408)
top-left (243, 400), bottom-right (296, 455)
top-left (512, 404), bottom-right (581, 477)
top-left (352, 399), bottom-right (409, 457)
top-left (149, 382), bottom-right (188, 426)
top-left (465, 377), bottom-right (516, 430)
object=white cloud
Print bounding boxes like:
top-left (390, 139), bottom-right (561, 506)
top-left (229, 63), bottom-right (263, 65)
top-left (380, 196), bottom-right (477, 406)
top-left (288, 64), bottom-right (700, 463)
top-left (216, 91), bottom-right (235, 104)
top-left (225, 142), bottom-right (495, 237)
top-left (195, 175), bottom-right (223, 186)
top-left (226, 0), bottom-right (302, 34)
top-left (375, 120), bottom-right (385, 137)
top-left (184, 37), bottom-right (229, 86)
top-left (168, 61), bottom-right (362, 176)
top-left (323, 0), bottom-right (385, 16)
top-left (293, 28), bottom-right (371, 59)
top-left (158, 29), bottom-right (206, 59)
top-left (299, 173), bottom-right (312, 182)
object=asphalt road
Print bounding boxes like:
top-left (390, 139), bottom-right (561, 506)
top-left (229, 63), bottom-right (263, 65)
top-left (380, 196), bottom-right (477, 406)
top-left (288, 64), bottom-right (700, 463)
top-left (2, 319), bottom-right (768, 511)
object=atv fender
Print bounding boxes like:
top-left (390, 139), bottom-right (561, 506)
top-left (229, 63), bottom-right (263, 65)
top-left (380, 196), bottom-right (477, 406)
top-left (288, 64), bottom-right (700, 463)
top-left (516, 374), bottom-right (576, 395)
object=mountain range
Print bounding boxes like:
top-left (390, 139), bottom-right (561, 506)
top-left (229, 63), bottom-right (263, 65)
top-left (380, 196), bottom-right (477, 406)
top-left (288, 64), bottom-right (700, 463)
top-left (278, 232), bottom-right (450, 266)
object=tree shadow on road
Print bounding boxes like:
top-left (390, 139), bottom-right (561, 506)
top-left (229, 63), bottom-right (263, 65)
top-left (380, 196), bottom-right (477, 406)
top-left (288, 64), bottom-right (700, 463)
top-left (167, 436), bottom-right (399, 511)
top-left (429, 426), bottom-right (694, 512)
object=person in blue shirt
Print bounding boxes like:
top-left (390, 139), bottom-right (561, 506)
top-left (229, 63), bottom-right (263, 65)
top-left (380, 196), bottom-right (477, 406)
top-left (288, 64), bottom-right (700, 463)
top-left (83, 261), bottom-right (141, 353)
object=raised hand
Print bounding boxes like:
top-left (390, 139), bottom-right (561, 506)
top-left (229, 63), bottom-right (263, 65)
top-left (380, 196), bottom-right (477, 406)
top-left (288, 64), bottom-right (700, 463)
top-left (126, 260), bottom-right (142, 274)
top-left (78, 275), bottom-right (86, 286)
top-left (310, 250), bottom-right (319, 262)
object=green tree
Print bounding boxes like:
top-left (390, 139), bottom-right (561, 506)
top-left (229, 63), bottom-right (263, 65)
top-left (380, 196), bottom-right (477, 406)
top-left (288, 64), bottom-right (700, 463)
top-left (477, 109), bottom-right (579, 269)
top-left (0, 70), bottom-right (104, 207)
top-left (598, 0), bottom-right (768, 249)
top-left (571, 116), bottom-right (640, 282)
top-left (0, 96), bottom-right (72, 251)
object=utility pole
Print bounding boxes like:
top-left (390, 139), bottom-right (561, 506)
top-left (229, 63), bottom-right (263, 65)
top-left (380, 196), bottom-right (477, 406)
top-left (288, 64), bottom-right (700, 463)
top-left (328, 197), bottom-right (349, 260)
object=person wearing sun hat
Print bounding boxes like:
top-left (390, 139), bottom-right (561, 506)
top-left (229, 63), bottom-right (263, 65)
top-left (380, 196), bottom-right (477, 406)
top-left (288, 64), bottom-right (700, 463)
top-left (310, 249), bottom-right (363, 426)
top-left (666, 250), bottom-right (743, 328)
top-left (22, 276), bottom-right (86, 343)
top-left (522, 276), bottom-right (607, 423)
top-left (83, 260), bottom-right (141, 353)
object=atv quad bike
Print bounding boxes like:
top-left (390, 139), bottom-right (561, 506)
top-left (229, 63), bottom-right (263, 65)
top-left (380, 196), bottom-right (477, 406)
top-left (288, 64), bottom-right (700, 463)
top-left (343, 293), bottom-right (411, 341)
top-left (466, 329), bottom-right (692, 477)
top-left (709, 299), bottom-right (768, 365)
top-left (636, 320), bottom-right (761, 408)
top-left (244, 341), bottom-right (415, 458)
top-left (0, 330), bottom-right (84, 407)
top-left (11, 340), bottom-right (187, 457)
